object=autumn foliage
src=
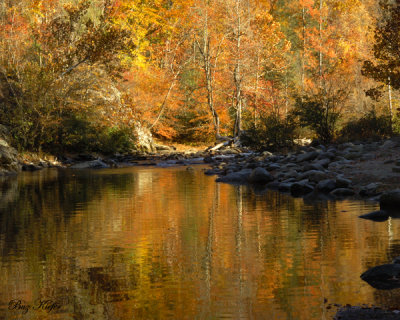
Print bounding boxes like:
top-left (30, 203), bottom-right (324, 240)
top-left (0, 0), bottom-right (393, 152)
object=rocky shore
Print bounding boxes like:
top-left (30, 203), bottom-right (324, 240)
top-left (204, 138), bottom-right (400, 203)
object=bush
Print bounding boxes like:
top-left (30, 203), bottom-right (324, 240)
top-left (339, 110), bottom-right (391, 141)
top-left (240, 114), bottom-right (298, 151)
top-left (292, 92), bottom-right (343, 143)
top-left (40, 114), bottom-right (136, 154)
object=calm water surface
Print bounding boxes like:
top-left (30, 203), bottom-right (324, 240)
top-left (0, 166), bottom-right (399, 319)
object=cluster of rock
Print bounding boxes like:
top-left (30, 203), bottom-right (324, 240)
top-left (204, 142), bottom-right (381, 199)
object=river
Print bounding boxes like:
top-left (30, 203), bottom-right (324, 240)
top-left (0, 166), bottom-right (399, 319)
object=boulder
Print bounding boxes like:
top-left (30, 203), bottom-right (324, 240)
top-left (70, 159), bottom-right (110, 169)
top-left (290, 180), bottom-right (314, 196)
top-left (248, 167), bottom-right (274, 184)
top-left (296, 151), bottom-right (319, 162)
top-left (303, 163), bottom-right (325, 172)
top-left (316, 179), bottom-right (337, 193)
top-left (359, 183), bottom-right (382, 197)
top-left (335, 177), bottom-right (351, 188)
top-left (216, 169), bottom-right (252, 183)
top-left (299, 170), bottom-right (329, 183)
top-left (0, 125), bottom-right (20, 174)
top-left (314, 158), bottom-right (331, 168)
top-left (267, 163), bottom-right (281, 170)
top-left (361, 262), bottom-right (400, 290)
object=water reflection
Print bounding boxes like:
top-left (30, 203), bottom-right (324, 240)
top-left (0, 166), bottom-right (399, 319)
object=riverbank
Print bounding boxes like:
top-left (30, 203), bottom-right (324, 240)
top-left (4, 136), bottom-right (400, 202)
top-left (204, 137), bottom-right (400, 202)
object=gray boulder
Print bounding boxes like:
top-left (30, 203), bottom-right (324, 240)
top-left (299, 170), bottom-right (329, 183)
top-left (216, 169), bottom-right (252, 183)
top-left (296, 151), bottom-right (319, 162)
top-left (335, 177), bottom-right (351, 188)
top-left (359, 183), bottom-right (381, 197)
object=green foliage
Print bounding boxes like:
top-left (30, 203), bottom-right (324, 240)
top-left (54, 115), bottom-right (135, 154)
top-left (292, 93), bottom-right (342, 143)
top-left (240, 114), bottom-right (298, 151)
top-left (339, 110), bottom-right (392, 141)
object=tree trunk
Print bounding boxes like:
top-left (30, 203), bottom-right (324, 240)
top-left (233, 0), bottom-right (242, 138)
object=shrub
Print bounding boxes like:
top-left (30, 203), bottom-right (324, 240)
top-left (292, 92), bottom-right (344, 143)
top-left (240, 114), bottom-right (298, 151)
top-left (339, 110), bottom-right (391, 141)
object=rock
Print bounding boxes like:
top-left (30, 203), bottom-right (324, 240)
top-left (134, 121), bottom-right (155, 152)
top-left (316, 179), bottom-right (337, 193)
top-left (317, 151), bottom-right (335, 160)
top-left (154, 144), bottom-right (174, 151)
top-left (278, 182), bottom-right (293, 192)
top-left (216, 169), bottom-right (252, 183)
top-left (299, 170), bottom-right (329, 183)
top-left (335, 177), bottom-right (351, 188)
top-left (0, 125), bottom-right (20, 174)
top-left (359, 210), bottom-right (389, 222)
top-left (282, 170), bottom-right (299, 180)
top-left (359, 183), bottom-right (382, 197)
top-left (303, 163), bottom-right (325, 172)
top-left (361, 153), bottom-right (375, 161)
top-left (381, 139), bottom-right (398, 150)
top-left (248, 167), bottom-right (274, 184)
top-left (361, 261), bottom-right (400, 290)
top-left (296, 151), bottom-right (319, 162)
top-left (290, 180), bottom-right (314, 196)
top-left (314, 158), bottom-right (331, 168)
top-left (380, 190), bottom-right (400, 210)
top-left (22, 163), bottom-right (42, 171)
top-left (267, 163), bottom-right (281, 170)
top-left (330, 188), bottom-right (355, 197)
top-left (70, 159), bottom-right (110, 169)
top-left (343, 152), bottom-right (362, 160)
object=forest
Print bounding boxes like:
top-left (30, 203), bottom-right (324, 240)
top-left (0, 0), bottom-right (399, 154)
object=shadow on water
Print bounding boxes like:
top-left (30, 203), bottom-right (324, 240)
top-left (0, 166), bottom-right (400, 319)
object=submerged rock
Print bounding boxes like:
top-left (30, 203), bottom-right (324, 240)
top-left (359, 210), bottom-right (389, 222)
top-left (361, 260), bottom-right (400, 290)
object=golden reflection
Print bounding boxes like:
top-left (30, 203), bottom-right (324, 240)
top-left (0, 167), bottom-right (398, 319)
